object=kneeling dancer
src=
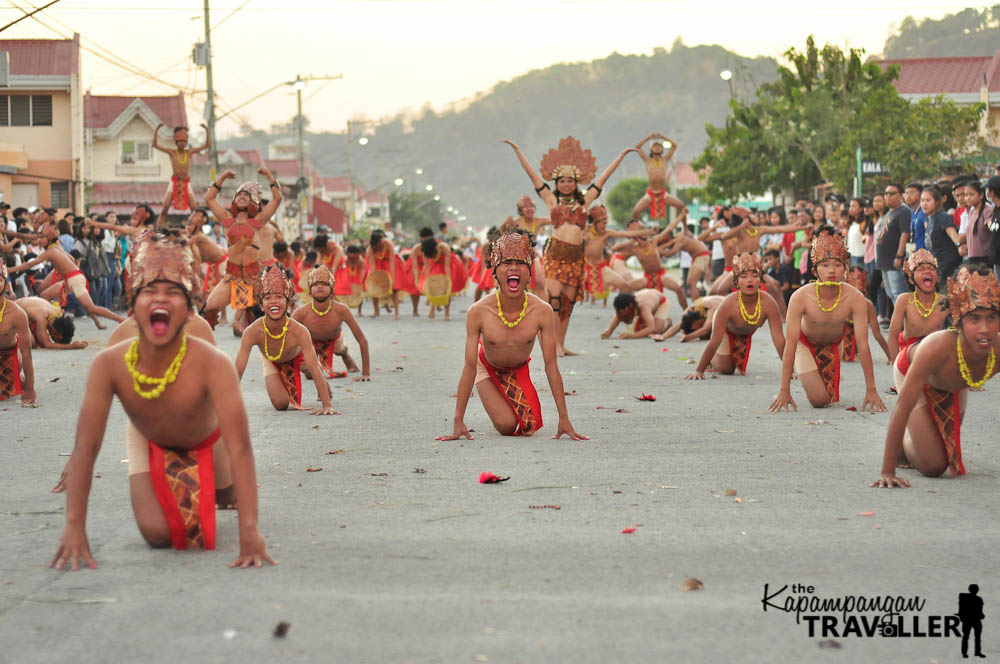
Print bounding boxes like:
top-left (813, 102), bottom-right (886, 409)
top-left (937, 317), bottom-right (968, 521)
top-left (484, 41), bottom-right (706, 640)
top-left (438, 232), bottom-right (586, 440)
top-left (50, 233), bottom-right (275, 569)
top-left (873, 264), bottom-right (999, 486)
top-left (234, 265), bottom-right (337, 414)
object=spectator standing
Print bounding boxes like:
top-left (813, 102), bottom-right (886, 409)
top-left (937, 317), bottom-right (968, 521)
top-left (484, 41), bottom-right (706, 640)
top-left (875, 183), bottom-right (911, 303)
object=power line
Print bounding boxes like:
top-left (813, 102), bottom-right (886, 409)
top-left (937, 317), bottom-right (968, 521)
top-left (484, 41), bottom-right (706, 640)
top-left (0, 0), bottom-right (61, 33)
top-left (211, 0), bottom-right (250, 30)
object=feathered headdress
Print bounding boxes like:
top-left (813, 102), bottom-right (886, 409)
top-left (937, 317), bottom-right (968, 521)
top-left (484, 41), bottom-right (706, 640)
top-left (948, 265), bottom-right (1000, 322)
top-left (732, 252), bottom-right (763, 279)
top-left (307, 265), bottom-right (333, 288)
top-left (260, 264), bottom-right (294, 300)
top-left (231, 181), bottom-right (261, 217)
top-left (128, 232), bottom-right (200, 304)
top-left (810, 233), bottom-right (848, 268)
top-left (540, 136), bottom-right (597, 185)
top-left (490, 232), bottom-right (534, 269)
top-left (903, 248), bottom-right (938, 283)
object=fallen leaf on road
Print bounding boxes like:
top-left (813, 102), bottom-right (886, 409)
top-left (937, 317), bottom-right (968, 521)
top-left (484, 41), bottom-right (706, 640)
top-left (305, 467), bottom-right (323, 472)
top-left (369, 472), bottom-right (388, 477)
top-left (681, 577), bottom-right (704, 591)
top-left (725, 489), bottom-right (738, 496)
top-left (614, 408), bottom-right (629, 413)
top-left (49, 377), bottom-right (61, 382)
top-left (412, 468), bottom-right (426, 474)
top-left (326, 449), bottom-right (344, 455)
top-left (817, 639), bottom-right (841, 649)
top-left (529, 505), bottom-right (561, 510)
top-left (857, 511), bottom-right (875, 517)
top-left (715, 429), bottom-right (735, 433)
top-left (273, 621), bottom-right (290, 638)
top-left (312, 425), bottom-right (320, 429)
top-left (734, 497), bottom-right (743, 503)
top-left (807, 420), bottom-right (827, 425)
top-left (659, 485), bottom-right (679, 489)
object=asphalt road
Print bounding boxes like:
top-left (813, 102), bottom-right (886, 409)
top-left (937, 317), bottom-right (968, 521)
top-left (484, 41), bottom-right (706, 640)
top-left (1, 290), bottom-right (997, 663)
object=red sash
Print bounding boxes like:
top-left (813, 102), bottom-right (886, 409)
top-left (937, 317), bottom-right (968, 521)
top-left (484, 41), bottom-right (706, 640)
top-left (0, 344), bottom-right (22, 400)
top-left (478, 343), bottom-right (543, 436)
top-left (647, 188), bottom-right (666, 220)
top-left (645, 268), bottom-right (667, 292)
top-left (170, 175), bottom-right (191, 211)
top-left (725, 329), bottom-right (753, 374)
top-left (312, 337), bottom-right (347, 378)
top-left (842, 321), bottom-right (857, 362)
top-left (799, 332), bottom-right (843, 403)
top-left (147, 428), bottom-right (220, 550)
top-left (272, 353), bottom-right (305, 409)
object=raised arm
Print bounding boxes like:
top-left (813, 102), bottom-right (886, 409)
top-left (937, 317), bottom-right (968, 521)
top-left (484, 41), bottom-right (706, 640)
top-left (190, 123), bottom-right (211, 155)
top-left (256, 167), bottom-right (282, 224)
top-left (151, 123), bottom-right (170, 154)
top-left (585, 148), bottom-right (638, 207)
top-left (205, 169), bottom-right (236, 222)
top-left (501, 140), bottom-right (555, 209)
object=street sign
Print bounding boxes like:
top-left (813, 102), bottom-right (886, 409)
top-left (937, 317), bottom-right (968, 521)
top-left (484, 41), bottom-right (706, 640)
top-left (861, 160), bottom-right (887, 175)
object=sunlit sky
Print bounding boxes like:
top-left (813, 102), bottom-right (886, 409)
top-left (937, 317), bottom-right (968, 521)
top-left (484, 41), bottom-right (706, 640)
top-left (0, 0), bottom-right (975, 137)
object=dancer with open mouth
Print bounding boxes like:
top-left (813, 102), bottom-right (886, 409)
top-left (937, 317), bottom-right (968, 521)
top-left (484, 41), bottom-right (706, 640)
top-left (50, 232), bottom-right (275, 570)
top-left (438, 231), bottom-right (586, 441)
top-left (887, 249), bottom-right (949, 368)
top-left (234, 265), bottom-right (338, 414)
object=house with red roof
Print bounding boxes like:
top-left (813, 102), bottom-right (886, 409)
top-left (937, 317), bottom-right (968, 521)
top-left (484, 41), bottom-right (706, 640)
top-left (0, 35), bottom-right (84, 213)
top-left (875, 50), bottom-right (1000, 146)
top-left (84, 91), bottom-right (189, 215)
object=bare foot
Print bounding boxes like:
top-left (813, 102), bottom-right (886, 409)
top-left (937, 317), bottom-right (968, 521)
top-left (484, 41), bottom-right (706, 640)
top-left (562, 347), bottom-right (579, 356)
top-left (444, 314), bottom-right (451, 321)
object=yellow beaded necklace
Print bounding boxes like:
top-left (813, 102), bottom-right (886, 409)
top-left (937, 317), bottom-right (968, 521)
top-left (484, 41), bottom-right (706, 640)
top-left (911, 292), bottom-right (939, 319)
top-left (263, 316), bottom-right (290, 361)
top-left (738, 290), bottom-right (762, 325)
top-left (815, 281), bottom-right (842, 312)
top-left (176, 149), bottom-right (188, 166)
top-left (496, 291), bottom-right (528, 328)
top-left (124, 334), bottom-right (187, 400)
top-left (743, 225), bottom-right (760, 237)
top-left (956, 330), bottom-right (995, 389)
top-left (311, 298), bottom-right (332, 316)
top-left (0, 297), bottom-right (6, 324)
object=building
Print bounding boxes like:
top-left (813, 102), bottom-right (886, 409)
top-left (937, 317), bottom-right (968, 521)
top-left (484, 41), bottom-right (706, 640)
top-left (84, 91), bottom-right (187, 216)
top-left (875, 50), bottom-right (1000, 147)
top-left (0, 35), bottom-right (84, 213)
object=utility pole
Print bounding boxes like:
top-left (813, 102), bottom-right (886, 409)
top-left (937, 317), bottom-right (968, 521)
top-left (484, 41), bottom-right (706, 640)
top-left (287, 74), bottom-right (342, 238)
top-left (202, 0), bottom-right (218, 179)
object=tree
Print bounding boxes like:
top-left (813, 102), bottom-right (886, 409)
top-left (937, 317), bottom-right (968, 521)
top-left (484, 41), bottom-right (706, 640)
top-left (606, 178), bottom-right (648, 224)
top-left (692, 36), bottom-right (986, 200)
top-left (387, 191), bottom-right (444, 237)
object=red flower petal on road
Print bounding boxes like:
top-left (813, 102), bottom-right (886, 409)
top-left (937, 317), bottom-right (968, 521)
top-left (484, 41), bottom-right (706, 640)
top-left (857, 511), bottom-right (875, 517)
top-left (846, 406), bottom-right (858, 411)
top-left (636, 393), bottom-right (656, 402)
top-left (479, 471), bottom-right (510, 484)
top-left (621, 526), bottom-right (637, 534)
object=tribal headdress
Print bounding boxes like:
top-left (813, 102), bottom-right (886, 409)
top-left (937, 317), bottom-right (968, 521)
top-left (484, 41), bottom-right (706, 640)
top-left (847, 265), bottom-right (869, 293)
top-left (516, 195), bottom-right (534, 214)
top-left (307, 265), bottom-right (333, 289)
top-left (128, 232), bottom-right (200, 305)
top-left (231, 181), bottom-right (261, 217)
top-left (809, 233), bottom-right (849, 269)
top-left (260, 264), bottom-right (294, 300)
top-left (490, 232), bottom-right (534, 270)
top-left (732, 252), bottom-right (763, 279)
top-left (540, 136), bottom-right (598, 185)
top-left (947, 265), bottom-right (1000, 322)
top-left (903, 249), bottom-right (938, 284)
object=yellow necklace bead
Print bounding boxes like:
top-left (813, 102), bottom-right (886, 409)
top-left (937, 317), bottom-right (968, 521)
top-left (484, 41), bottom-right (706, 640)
top-left (738, 290), bottom-right (762, 325)
top-left (263, 316), bottom-right (290, 361)
top-left (956, 330), bottom-right (995, 389)
top-left (124, 334), bottom-right (187, 400)
top-left (0, 297), bottom-right (6, 324)
top-left (311, 299), bottom-right (332, 316)
top-left (496, 291), bottom-right (528, 328)
top-left (176, 149), bottom-right (188, 166)
top-left (743, 225), bottom-right (759, 237)
top-left (815, 281), bottom-right (842, 312)
top-left (911, 291), bottom-right (939, 319)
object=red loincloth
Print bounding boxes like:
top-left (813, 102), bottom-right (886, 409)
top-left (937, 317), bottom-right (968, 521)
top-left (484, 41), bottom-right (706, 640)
top-left (725, 329), bottom-right (753, 374)
top-left (647, 188), bottom-right (667, 220)
top-left (147, 428), bottom-right (220, 550)
top-left (203, 253), bottom-right (228, 293)
top-left (842, 321), bottom-right (856, 362)
top-left (894, 345), bottom-right (965, 476)
top-left (227, 261), bottom-right (259, 310)
top-left (585, 260), bottom-right (608, 295)
top-left (170, 175), bottom-right (191, 211)
top-left (645, 268), bottom-right (667, 292)
top-left (799, 332), bottom-right (843, 403)
top-left (52, 269), bottom-right (86, 308)
top-left (0, 344), bottom-right (22, 400)
top-left (313, 337), bottom-right (347, 378)
top-left (478, 343), bottom-right (543, 436)
top-left (271, 353), bottom-right (305, 409)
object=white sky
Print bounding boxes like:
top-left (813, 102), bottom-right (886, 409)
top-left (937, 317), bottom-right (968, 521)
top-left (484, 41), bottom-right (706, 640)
top-left (0, 0), bottom-right (976, 137)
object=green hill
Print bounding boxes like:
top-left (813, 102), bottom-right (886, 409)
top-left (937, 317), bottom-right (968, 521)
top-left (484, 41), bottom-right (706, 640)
top-left (224, 40), bottom-right (777, 227)
top-left (883, 5), bottom-right (1000, 58)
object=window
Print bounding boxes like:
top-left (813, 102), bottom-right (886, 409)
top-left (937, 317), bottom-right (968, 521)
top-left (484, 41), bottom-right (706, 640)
top-left (0, 95), bottom-right (53, 126)
top-left (120, 140), bottom-right (153, 164)
top-left (50, 182), bottom-right (70, 208)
